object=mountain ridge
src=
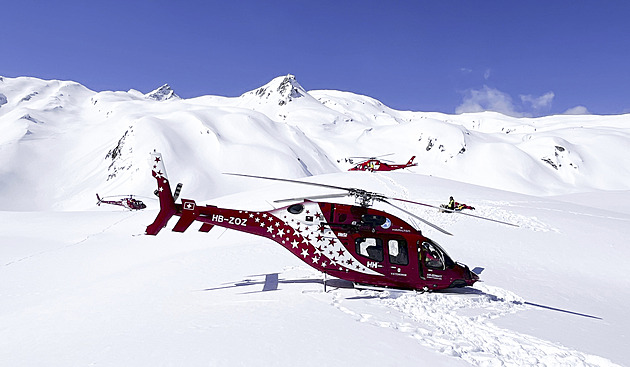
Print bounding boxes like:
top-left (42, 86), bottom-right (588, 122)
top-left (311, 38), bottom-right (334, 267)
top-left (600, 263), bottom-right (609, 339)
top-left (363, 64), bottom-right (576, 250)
top-left (1, 74), bottom-right (629, 210)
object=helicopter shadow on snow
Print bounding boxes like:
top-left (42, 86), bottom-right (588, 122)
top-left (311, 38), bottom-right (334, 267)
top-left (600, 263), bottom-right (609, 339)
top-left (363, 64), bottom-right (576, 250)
top-left (200, 273), bottom-right (355, 295)
top-left (203, 268), bottom-right (494, 299)
top-left (200, 272), bottom-right (602, 320)
top-left (200, 273), bottom-right (482, 301)
top-left (202, 272), bottom-right (478, 299)
top-left (439, 283), bottom-right (603, 320)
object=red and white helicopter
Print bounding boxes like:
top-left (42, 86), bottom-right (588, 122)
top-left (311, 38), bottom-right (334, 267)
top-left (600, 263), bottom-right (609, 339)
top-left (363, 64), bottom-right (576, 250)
top-left (146, 152), bottom-right (516, 292)
top-left (345, 154), bottom-right (418, 172)
top-left (96, 194), bottom-right (146, 210)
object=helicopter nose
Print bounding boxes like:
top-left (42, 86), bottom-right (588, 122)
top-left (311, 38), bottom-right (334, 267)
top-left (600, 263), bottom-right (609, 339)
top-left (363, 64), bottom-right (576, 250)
top-left (470, 270), bottom-right (479, 281)
top-left (461, 265), bottom-right (479, 285)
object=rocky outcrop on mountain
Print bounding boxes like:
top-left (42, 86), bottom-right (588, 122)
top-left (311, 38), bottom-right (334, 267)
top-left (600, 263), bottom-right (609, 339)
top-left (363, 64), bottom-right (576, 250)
top-left (146, 84), bottom-right (180, 101)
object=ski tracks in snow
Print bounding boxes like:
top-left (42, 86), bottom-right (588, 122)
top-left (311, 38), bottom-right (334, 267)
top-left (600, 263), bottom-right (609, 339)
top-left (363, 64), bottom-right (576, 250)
top-left (327, 283), bottom-right (616, 367)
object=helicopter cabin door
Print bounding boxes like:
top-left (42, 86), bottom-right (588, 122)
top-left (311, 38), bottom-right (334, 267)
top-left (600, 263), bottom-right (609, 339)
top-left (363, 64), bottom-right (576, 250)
top-left (385, 237), bottom-right (410, 278)
top-left (354, 235), bottom-right (411, 284)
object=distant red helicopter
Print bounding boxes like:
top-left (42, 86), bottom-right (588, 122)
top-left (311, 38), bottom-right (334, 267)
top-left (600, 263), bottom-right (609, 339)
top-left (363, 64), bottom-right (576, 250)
top-left (346, 154), bottom-right (418, 172)
top-left (146, 152), bottom-right (516, 292)
top-left (96, 194), bottom-right (146, 210)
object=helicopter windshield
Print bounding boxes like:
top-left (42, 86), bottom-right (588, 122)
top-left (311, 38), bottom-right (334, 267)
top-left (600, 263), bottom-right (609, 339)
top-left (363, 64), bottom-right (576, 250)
top-left (422, 241), bottom-right (455, 270)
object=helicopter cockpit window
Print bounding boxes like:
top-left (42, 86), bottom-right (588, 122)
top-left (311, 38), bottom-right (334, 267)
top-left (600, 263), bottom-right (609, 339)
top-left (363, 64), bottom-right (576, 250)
top-left (423, 241), bottom-right (444, 270)
top-left (355, 237), bottom-right (383, 262)
top-left (388, 239), bottom-right (409, 265)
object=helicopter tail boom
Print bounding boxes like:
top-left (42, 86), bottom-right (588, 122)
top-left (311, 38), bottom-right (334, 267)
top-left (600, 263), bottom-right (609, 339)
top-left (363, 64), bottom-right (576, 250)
top-left (146, 152), bottom-right (178, 235)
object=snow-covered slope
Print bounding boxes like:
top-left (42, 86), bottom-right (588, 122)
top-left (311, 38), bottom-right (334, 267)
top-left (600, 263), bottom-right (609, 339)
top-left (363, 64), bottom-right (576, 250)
top-left (1, 173), bottom-right (628, 366)
top-left (1, 74), bottom-right (629, 366)
top-left (2, 74), bottom-right (630, 210)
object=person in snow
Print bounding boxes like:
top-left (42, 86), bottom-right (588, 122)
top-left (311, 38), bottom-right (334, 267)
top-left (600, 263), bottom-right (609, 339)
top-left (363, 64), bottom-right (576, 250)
top-left (445, 196), bottom-right (476, 211)
top-left (447, 196), bottom-right (455, 210)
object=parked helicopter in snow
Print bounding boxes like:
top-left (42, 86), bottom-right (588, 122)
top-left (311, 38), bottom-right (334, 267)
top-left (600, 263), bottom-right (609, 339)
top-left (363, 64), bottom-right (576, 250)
top-left (96, 194), bottom-right (146, 210)
top-left (145, 152), bottom-right (517, 292)
top-left (342, 154), bottom-right (418, 172)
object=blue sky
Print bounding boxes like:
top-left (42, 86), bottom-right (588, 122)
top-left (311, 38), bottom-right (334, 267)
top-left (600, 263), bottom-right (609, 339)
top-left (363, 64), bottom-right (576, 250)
top-left (2, 1), bottom-right (629, 116)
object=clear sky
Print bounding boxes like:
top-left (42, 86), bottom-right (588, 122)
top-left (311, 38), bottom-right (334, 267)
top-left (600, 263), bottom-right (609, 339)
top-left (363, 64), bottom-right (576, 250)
top-left (2, 0), bottom-right (629, 116)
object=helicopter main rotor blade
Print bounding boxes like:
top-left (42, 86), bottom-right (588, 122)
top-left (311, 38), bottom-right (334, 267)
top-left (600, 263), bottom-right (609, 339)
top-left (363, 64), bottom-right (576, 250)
top-left (389, 197), bottom-right (519, 227)
top-left (226, 172), bottom-right (518, 229)
top-left (387, 197), bottom-right (444, 210)
top-left (274, 193), bottom-right (349, 203)
top-left (445, 208), bottom-right (520, 227)
top-left (225, 173), bottom-right (354, 192)
top-left (381, 199), bottom-right (453, 236)
top-left (349, 153), bottom-right (395, 160)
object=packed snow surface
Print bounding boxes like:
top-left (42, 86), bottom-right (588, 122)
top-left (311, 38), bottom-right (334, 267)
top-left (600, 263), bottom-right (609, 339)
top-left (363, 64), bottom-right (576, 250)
top-left (1, 75), bottom-right (629, 366)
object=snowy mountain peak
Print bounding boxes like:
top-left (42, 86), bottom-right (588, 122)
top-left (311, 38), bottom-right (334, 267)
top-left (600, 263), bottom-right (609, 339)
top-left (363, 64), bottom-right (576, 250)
top-left (244, 74), bottom-right (308, 106)
top-left (145, 84), bottom-right (180, 101)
